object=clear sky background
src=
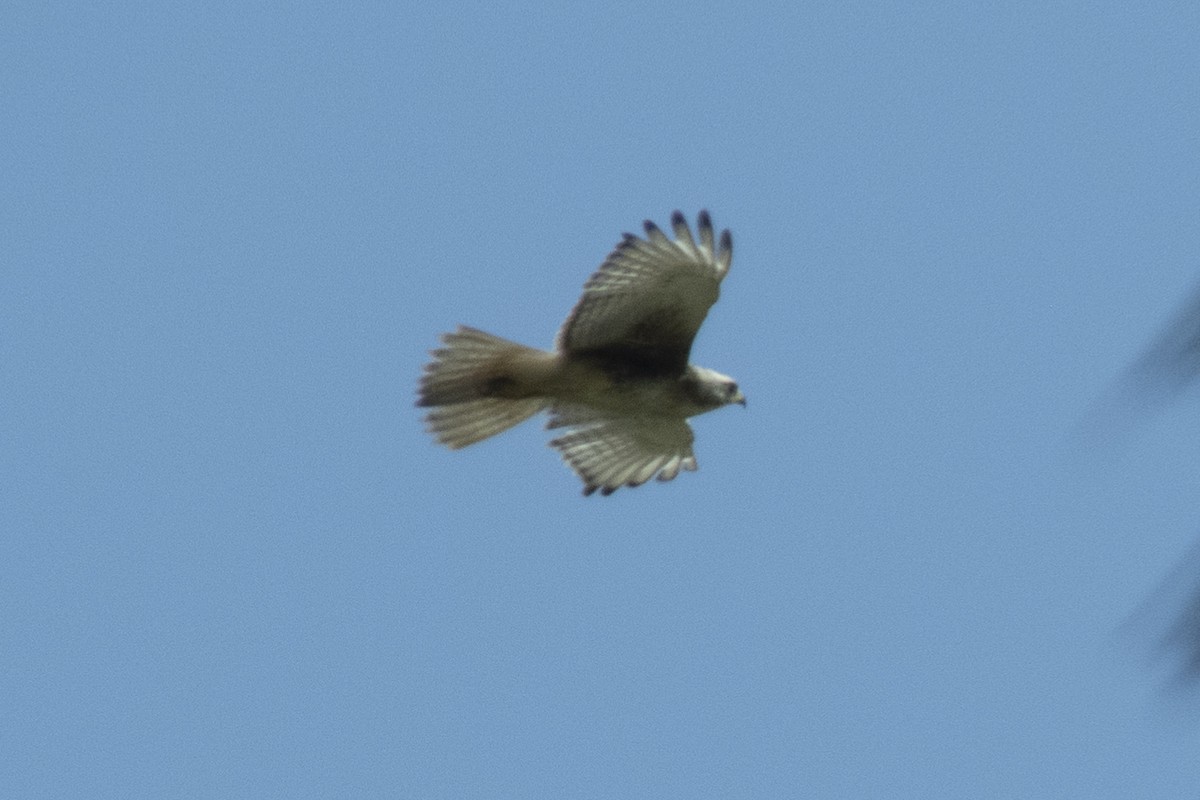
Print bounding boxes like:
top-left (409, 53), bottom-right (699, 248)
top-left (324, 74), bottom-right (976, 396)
top-left (5, 2), bottom-right (1200, 798)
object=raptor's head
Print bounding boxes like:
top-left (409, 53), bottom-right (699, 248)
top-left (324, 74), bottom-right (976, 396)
top-left (685, 366), bottom-right (746, 411)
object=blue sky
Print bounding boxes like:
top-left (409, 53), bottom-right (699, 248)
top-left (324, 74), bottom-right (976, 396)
top-left (6, 1), bottom-right (1200, 797)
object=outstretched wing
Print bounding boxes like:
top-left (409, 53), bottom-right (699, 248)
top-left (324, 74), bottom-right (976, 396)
top-left (548, 406), bottom-right (697, 496)
top-left (557, 210), bottom-right (733, 377)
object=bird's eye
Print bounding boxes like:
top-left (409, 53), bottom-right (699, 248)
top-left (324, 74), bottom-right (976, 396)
top-left (727, 383), bottom-right (739, 396)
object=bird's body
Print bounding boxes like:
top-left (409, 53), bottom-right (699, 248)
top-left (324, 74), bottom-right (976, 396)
top-left (417, 211), bottom-right (743, 495)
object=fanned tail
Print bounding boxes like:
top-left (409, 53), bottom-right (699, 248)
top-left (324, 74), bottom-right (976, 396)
top-left (417, 326), bottom-right (551, 448)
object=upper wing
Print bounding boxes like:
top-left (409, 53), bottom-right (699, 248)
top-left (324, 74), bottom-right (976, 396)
top-left (548, 406), bottom-right (698, 496)
top-left (557, 210), bottom-right (733, 377)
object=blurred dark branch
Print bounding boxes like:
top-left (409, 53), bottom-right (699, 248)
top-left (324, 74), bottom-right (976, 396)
top-left (1119, 279), bottom-right (1200, 410)
top-left (1124, 535), bottom-right (1200, 699)
top-left (1098, 280), bottom-right (1200, 701)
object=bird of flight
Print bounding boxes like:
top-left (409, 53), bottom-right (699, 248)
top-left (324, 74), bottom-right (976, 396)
top-left (417, 210), bottom-right (744, 495)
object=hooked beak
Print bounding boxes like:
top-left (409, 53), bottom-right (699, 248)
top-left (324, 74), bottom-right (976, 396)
top-left (733, 390), bottom-right (746, 408)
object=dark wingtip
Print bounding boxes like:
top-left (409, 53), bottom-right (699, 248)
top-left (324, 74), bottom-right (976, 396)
top-left (643, 219), bottom-right (662, 237)
top-left (719, 228), bottom-right (732, 255)
top-left (583, 484), bottom-right (598, 497)
top-left (617, 232), bottom-right (641, 251)
top-left (670, 210), bottom-right (687, 229)
top-left (697, 209), bottom-right (712, 231)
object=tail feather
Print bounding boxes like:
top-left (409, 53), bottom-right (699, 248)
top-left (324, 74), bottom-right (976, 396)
top-left (426, 397), bottom-right (545, 449)
top-left (418, 326), bottom-right (551, 448)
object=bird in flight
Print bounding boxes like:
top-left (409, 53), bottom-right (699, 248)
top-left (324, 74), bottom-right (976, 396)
top-left (417, 210), bottom-right (744, 495)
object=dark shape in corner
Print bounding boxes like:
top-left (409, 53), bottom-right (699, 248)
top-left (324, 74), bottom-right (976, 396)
top-left (1123, 535), bottom-right (1200, 701)
top-left (1073, 279), bottom-right (1200, 458)
top-left (1120, 279), bottom-right (1200, 409)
